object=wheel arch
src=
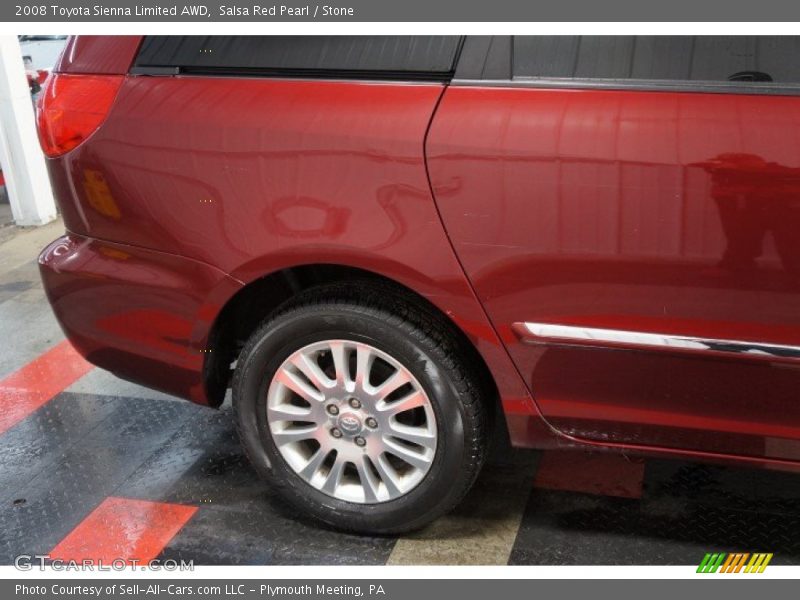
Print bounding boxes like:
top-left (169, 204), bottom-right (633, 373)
top-left (202, 261), bottom-right (506, 423)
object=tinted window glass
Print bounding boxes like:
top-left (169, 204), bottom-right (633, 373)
top-left (135, 36), bottom-right (461, 79)
top-left (513, 36), bottom-right (800, 84)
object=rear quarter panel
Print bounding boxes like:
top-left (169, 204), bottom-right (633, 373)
top-left (46, 74), bottom-right (536, 422)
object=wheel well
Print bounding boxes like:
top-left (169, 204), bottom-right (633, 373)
top-left (203, 264), bottom-right (499, 418)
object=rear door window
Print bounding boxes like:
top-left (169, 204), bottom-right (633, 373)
top-left (134, 36), bottom-right (462, 81)
top-left (512, 36), bottom-right (800, 84)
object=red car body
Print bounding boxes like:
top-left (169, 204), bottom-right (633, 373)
top-left (39, 35), bottom-right (800, 472)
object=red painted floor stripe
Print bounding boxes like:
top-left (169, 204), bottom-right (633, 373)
top-left (534, 450), bottom-right (645, 499)
top-left (50, 497), bottom-right (198, 564)
top-left (0, 340), bottom-right (93, 435)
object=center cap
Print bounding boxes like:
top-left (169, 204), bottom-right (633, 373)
top-left (337, 412), bottom-right (363, 436)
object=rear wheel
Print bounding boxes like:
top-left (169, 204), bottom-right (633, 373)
top-left (232, 282), bottom-right (488, 534)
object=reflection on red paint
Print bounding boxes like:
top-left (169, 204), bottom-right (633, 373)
top-left (50, 497), bottom-right (197, 564)
top-left (96, 309), bottom-right (194, 357)
top-left (0, 340), bottom-right (93, 435)
top-left (56, 36), bottom-right (143, 74)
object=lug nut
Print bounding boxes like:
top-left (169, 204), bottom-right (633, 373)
top-left (354, 436), bottom-right (366, 447)
top-left (349, 398), bottom-right (361, 409)
top-left (326, 404), bottom-right (339, 416)
top-left (331, 428), bottom-right (343, 438)
top-left (365, 417), bottom-right (378, 429)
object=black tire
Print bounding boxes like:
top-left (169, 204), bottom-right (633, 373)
top-left (232, 281), bottom-right (489, 534)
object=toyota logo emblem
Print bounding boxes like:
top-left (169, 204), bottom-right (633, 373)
top-left (337, 413), bottom-right (362, 434)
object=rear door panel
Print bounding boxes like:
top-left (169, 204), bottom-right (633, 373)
top-left (427, 84), bottom-right (800, 461)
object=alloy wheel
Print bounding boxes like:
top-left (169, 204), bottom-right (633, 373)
top-left (266, 339), bottom-right (437, 504)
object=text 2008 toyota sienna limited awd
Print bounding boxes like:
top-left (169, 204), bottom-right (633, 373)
top-left (37, 35), bottom-right (800, 533)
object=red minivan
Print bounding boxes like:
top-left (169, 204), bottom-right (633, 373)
top-left (38, 35), bottom-right (800, 533)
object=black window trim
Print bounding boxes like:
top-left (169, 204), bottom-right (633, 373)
top-left (131, 65), bottom-right (457, 83)
top-left (451, 76), bottom-right (800, 97)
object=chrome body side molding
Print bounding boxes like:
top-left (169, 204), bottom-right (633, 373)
top-left (512, 322), bottom-right (800, 363)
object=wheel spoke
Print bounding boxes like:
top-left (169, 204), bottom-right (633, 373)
top-left (299, 447), bottom-right (329, 480)
top-left (321, 454), bottom-right (346, 495)
top-left (267, 404), bottom-right (312, 422)
top-left (275, 367), bottom-right (324, 403)
top-left (355, 456), bottom-right (380, 503)
top-left (375, 390), bottom-right (427, 416)
top-left (373, 369), bottom-right (411, 399)
top-left (272, 424), bottom-right (318, 446)
top-left (290, 352), bottom-right (333, 391)
top-left (355, 345), bottom-right (374, 390)
top-left (329, 341), bottom-right (351, 389)
top-left (383, 437), bottom-right (433, 471)
top-left (373, 454), bottom-right (403, 498)
top-left (388, 422), bottom-right (437, 450)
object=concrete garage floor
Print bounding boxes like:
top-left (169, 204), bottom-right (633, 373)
top-left (1, 220), bottom-right (800, 566)
top-left (0, 202), bottom-right (15, 245)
